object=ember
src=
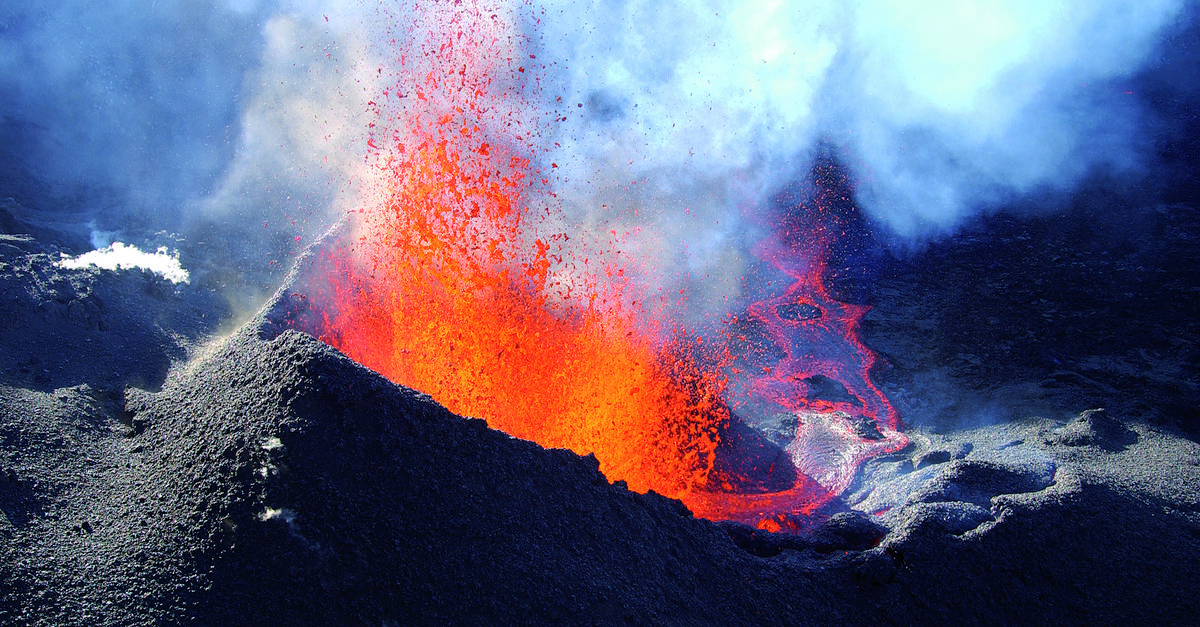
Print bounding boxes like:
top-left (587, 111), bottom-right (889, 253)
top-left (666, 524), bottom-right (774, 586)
top-left (313, 4), bottom-right (727, 500)
top-left (308, 1), bottom-right (904, 529)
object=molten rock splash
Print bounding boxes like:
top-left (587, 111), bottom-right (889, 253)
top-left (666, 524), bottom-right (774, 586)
top-left (313, 4), bottom-right (727, 501)
top-left (306, 1), bottom-right (905, 529)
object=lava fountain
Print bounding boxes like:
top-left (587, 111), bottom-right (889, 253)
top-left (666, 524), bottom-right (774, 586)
top-left (303, 2), bottom-right (905, 531)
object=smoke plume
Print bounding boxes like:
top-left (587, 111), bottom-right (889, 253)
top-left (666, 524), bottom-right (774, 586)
top-left (533, 0), bottom-right (1190, 239)
top-left (0, 0), bottom-right (1194, 304)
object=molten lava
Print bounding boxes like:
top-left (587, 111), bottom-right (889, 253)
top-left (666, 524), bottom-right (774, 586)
top-left (315, 5), bottom-right (727, 500)
top-left (308, 2), bottom-right (905, 532)
top-left (691, 170), bottom-right (909, 530)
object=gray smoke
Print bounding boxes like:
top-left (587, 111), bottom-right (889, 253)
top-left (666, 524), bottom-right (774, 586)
top-left (0, 2), bottom-right (260, 212)
top-left (533, 0), bottom-right (1188, 241)
top-left (0, 0), bottom-right (1192, 311)
top-left (0, 0), bottom-right (381, 304)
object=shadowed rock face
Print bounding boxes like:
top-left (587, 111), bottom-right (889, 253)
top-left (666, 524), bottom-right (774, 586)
top-left (863, 202), bottom-right (1200, 437)
top-left (0, 231), bottom-right (226, 394)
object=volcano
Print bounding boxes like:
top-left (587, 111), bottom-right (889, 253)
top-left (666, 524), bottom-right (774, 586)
top-left (3, 1), bottom-right (1200, 625)
top-left (4, 187), bottom-right (1200, 624)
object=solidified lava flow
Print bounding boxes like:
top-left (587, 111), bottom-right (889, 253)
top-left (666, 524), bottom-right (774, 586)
top-left (308, 1), bottom-right (905, 530)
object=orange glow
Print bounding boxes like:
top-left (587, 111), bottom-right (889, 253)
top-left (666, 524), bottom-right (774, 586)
top-left (315, 4), bottom-right (727, 500)
top-left (304, 2), bottom-right (907, 531)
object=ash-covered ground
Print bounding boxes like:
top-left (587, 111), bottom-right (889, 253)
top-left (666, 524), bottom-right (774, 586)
top-left (2, 182), bottom-right (1198, 625)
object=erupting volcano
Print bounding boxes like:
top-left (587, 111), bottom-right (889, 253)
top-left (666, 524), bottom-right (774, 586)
top-left (305, 2), bottom-right (904, 530)
top-left (6, 0), bottom-right (1200, 623)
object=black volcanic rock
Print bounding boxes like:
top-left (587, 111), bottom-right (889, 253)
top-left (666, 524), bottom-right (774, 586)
top-left (1, 222), bottom-right (1198, 625)
top-left (141, 325), bottom-right (761, 625)
top-left (0, 230), bottom-right (225, 394)
top-left (1, 309), bottom-right (804, 625)
top-left (863, 203), bottom-right (1200, 436)
top-left (1045, 408), bottom-right (1139, 451)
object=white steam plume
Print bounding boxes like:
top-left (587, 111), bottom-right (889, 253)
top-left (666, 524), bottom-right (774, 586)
top-left (0, 0), bottom-right (1192, 310)
top-left (533, 0), bottom-right (1188, 241)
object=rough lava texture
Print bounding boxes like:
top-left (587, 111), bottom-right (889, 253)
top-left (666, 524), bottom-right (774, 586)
top-left (1, 196), bottom-right (1199, 624)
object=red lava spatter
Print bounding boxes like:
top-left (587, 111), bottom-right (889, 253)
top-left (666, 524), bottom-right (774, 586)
top-left (308, 1), bottom-right (905, 533)
top-left (313, 2), bottom-right (729, 505)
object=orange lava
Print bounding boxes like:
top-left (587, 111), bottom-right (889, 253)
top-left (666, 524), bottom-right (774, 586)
top-left (316, 4), bottom-right (728, 501)
top-left (307, 3), bottom-right (907, 532)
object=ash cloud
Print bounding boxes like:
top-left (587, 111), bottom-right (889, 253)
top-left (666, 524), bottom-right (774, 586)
top-left (531, 0), bottom-right (1193, 245)
top-left (1, 0), bottom-right (1195, 315)
top-left (0, 1), bottom-right (381, 303)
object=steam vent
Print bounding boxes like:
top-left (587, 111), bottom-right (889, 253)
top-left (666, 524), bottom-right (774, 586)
top-left (2, 1), bottom-right (1199, 624)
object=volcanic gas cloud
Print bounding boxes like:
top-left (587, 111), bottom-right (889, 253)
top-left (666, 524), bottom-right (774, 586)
top-left (309, 3), bottom-right (905, 531)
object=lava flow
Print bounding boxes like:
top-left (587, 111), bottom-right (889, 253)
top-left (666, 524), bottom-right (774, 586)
top-left (690, 168), bottom-right (909, 531)
top-left (307, 2), bottom-right (904, 531)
